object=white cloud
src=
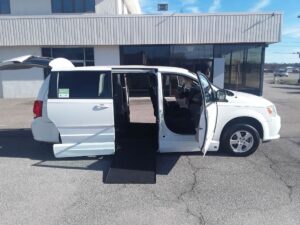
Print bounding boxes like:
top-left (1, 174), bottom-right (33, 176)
top-left (249, 0), bottom-right (271, 12)
top-left (182, 0), bottom-right (197, 4)
top-left (185, 6), bottom-right (201, 13)
top-left (208, 0), bottom-right (221, 13)
top-left (283, 26), bottom-right (300, 38)
top-left (139, 0), bottom-right (157, 13)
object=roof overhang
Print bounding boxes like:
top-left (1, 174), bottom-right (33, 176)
top-left (0, 12), bottom-right (282, 46)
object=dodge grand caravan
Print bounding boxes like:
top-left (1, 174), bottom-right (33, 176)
top-left (0, 56), bottom-right (281, 158)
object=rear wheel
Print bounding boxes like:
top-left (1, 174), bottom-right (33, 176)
top-left (222, 124), bottom-right (260, 156)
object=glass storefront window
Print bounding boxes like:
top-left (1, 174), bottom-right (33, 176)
top-left (120, 45), bottom-right (170, 66)
top-left (42, 47), bottom-right (95, 77)
top-left (121, 44), bottom-right (264, 96)
top-left (42, 47), bottom-right (94, 66)
top-left (214, 44), bottom-right (264, 95)
top-left (0, 0), bottom-right (10, 14)
top-left (171, 45), bottom-right (213, 60)
top-left (51, 0), bottom-right (95, 13)
top-left (244, 46), bottom-right (262, 91)
top-left (120, 45), bottom-right (213, 80)
top-left (170, 45), bottom-right (213, 75)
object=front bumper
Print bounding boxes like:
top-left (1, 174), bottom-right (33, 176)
top-left (263, 115), bottom-right (281, 141)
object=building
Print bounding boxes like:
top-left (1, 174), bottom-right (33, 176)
top-left (0, 0), bottom-right (281, 98)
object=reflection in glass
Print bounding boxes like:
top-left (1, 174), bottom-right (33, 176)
top-left (0, 0), bottom-right (10, 14)
top-left (86, 0), bottom-right (95, 12)
top-left (42, 47), bottom-right (95, 77)
top-left (121, 44), bottom-right (264, 95)
top-left (170, 45), bottom-right (213, 75)
top-left (120, 45), bottom-right (170, 65)
top-left (74, 0), bottom-right (84, 12)
top-left (63, 0), bottom-right (73, 13)
top-left (214, 44), bottom-right (264, 95)
top-left (51, 0), bottom-right (95, 13)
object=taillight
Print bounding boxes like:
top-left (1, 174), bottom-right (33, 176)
top-left (33, 101), bottom-right (43, 118)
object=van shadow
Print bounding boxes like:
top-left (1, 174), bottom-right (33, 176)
top-left (0, 129), bottom-right (229, 181)
top-left (0, 129), bottom-right (112, 181)
top-left (272, 86), bottom-right (300, 90)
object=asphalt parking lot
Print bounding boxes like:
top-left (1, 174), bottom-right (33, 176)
top-left (0, 74), bottom-right (300, 225)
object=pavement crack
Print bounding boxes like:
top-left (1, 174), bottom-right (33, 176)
top-left (150, 156), bottom-right (206, 224)
top-left (177, 156), bottom-right (206, 225)
top-left (261, 150), bottom-right (296, 203)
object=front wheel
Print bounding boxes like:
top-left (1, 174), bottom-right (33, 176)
top-left (221, 124), bottom-right (260, 156)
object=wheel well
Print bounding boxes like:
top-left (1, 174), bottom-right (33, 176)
top-left (221, 117), bottom-right (264, 140)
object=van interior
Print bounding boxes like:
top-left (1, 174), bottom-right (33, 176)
top-left (162, 74), bottom-right (202, 135)
top-left (112, 71), bottom-right (203, 149)
top-left (112, 72), bottom-right (159, 151)
top-left (107, 71), bottom-right (203, 183)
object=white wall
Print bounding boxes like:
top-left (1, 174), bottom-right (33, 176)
top-left (123, 0), bottom-right (141, 14)
top-left (94, 46), bottom-right (120, 65)
top-left (95, 0), bottom-right (118, 14)
top-left (10, 0), bottom-right (51, 15)
top-left (0, 47), bottom-right (44, 98)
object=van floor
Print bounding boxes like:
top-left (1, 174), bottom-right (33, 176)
top-left (105, 123), bottom-right (157, 184)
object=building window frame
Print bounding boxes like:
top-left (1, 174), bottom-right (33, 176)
top-left (42, 47), bottom-right (95, 78)
top-left (0, 0), bottom-right (11, 14)
top-left (51, 0), bottom-right (95, 13)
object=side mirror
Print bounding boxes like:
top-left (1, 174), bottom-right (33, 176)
top-left (216, 89), bottom-right (227, 102)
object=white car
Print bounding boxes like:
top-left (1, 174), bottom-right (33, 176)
top-left (274, 68), bottom-right (289, 77)
top-left (0, 56), bottom-right (281, 158)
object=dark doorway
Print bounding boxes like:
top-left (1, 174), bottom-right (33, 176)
top-left (106, 72), bottom-right (159, 183)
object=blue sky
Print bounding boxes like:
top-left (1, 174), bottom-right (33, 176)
top-left (140, 0), bottom-right (300, 63)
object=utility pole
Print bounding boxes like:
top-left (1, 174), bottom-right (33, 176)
top-left (297, 52), bottom-right (300, 84)
top-left (296, 15), bottom-right (300, 84)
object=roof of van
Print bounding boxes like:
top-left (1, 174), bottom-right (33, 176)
top-left (52, 65), bottom-right (198, 80)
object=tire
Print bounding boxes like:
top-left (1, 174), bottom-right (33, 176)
top-left (221, 124), bottom-right (260, 156)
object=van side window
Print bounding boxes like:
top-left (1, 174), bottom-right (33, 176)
top-left (49, 71), bottom-right (112, 99)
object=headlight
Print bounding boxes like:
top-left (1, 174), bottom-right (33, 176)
top-left (267, 105), bottom-right (277, 117)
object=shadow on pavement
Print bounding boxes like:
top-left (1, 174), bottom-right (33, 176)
top-left (0, 129), bottom-right (112, 181)
top-left (272, 86), bottom-right (300, 90)
top-left (0, 129), bottom-right (229, 180)
top-left (286, 92), bottom-right (300, 94)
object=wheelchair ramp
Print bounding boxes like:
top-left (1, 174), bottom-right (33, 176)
top-left (105, 145), bottom-right (156, 184)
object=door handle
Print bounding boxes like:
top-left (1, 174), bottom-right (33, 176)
top-left (93, 104), bottom-right (109, 111)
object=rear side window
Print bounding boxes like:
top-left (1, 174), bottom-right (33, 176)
top-left (48, 71), bottom-right (112, 99)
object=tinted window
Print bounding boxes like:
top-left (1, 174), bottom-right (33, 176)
top-left (214, 44), bottom-right (264, 95)
top-left (120, 45), bottom-right (170, 66)
top-left (0, 0), bottom-right (10, 14)
top-left (74, 0), bottom-right (84, 12)
top-left (85, 0), bottom-right (95, 12)
top-left (55, 71), bottom-right (112, 99)
top-left (52, 0), bottom-right (63, 12)
top-left (42, 47), bottom-right (94, 63)
top-left (42, 48), bottom-right (95, 78)
top-left (63, 0), bottom-right (73, 13)
top-left (51, 0), bottom-right (95, 13)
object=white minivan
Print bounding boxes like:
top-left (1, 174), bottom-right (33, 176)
top-left (0, 56), bottom-right (281, 158)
